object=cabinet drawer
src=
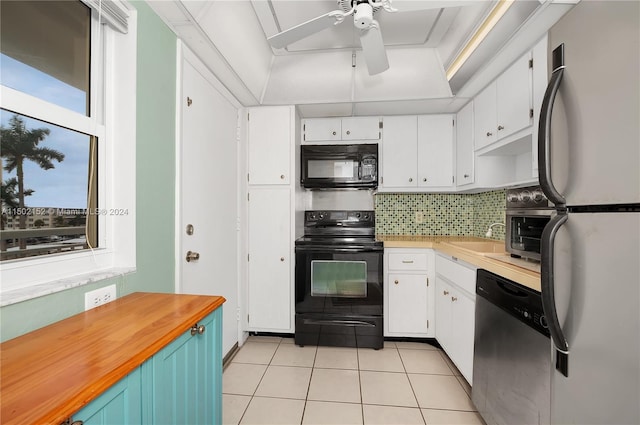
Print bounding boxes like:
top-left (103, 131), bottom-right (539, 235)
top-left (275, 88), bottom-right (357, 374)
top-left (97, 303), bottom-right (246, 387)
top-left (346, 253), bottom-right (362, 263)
top-left (388, 253), bottom-right (428, 271)
top-left (436, 255), bottom-right (477, 294)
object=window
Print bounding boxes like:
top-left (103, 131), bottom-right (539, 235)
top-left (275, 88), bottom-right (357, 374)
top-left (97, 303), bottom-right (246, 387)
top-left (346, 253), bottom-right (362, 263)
top-left (0, 1), bottom-right (136, 298)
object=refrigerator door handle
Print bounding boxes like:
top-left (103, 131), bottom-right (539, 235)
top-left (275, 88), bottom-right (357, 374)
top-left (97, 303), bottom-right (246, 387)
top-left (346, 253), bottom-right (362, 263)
top-left (541, 212), bottom-right (570, 377)
top-left (538, 43), bottom-right (567, 207)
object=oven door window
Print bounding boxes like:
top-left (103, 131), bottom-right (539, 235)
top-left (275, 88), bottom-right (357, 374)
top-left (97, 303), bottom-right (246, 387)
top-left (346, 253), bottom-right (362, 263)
top-left (307, 160), bottom-right (358, 179)
top-left (311, 260), bottom-right (367, 298)
top-left (509, 216), bottom-right (549, 254)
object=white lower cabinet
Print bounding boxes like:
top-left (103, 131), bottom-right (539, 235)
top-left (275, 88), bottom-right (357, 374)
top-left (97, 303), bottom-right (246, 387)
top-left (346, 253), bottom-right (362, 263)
top-left (435, 254), bottom-right (477, 384)
top-left (384, 249), bottom-right (435, 337)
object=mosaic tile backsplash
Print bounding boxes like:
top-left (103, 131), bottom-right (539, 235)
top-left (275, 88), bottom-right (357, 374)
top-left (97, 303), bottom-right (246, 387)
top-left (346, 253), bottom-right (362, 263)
top-left (375, 190), bottom-right (506, 240)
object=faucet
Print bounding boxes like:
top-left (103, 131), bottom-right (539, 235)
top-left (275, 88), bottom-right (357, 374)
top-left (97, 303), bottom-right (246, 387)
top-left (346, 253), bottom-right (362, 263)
top-left (485, 222), bottom-right (505, 238)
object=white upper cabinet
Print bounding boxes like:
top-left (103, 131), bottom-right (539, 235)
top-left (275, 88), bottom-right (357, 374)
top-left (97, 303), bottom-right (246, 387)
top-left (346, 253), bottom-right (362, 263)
top-left (380, 115), bottom-right (418, 188)
top-left (474, 52), bottom-right (533, 151)
top-left (417, 115), bottom-right (454, 188)
top-left (495, 53), bottom-right (533, 140)
top-left (473, 83), bottom-right (498, 150)
top-left (302, 116), bottom-right (380, 142)
top-left (341, 117), bottom-right (381, 140)
top-left (456, 101), bottom-right (474, 186)
top-left (380, 114), bottom-right (454, 191)
top-left (303, 117), bottom-right (342, 142)
top-left (248, 106), bottom-right (291, 184)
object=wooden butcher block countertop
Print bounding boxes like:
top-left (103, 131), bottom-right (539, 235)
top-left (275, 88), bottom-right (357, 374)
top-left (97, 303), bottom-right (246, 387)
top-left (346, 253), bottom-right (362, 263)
top-left (0, 292), bottom-right (225, 425)
top-left (378, 235), bottom-right (541, 291)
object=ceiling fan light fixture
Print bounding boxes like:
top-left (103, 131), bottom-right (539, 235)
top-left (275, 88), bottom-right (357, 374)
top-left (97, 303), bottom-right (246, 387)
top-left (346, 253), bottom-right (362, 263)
top-left (446, 0), bottom-right (515, 81)
top-left (354, 2), bottom-right (374, 28)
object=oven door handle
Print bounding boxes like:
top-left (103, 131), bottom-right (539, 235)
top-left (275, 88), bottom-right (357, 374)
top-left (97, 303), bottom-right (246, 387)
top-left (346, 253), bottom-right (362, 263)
top-left (296, 247), bottom-right (383, 253)
top-left (303, 319), bottom-right (376, 328)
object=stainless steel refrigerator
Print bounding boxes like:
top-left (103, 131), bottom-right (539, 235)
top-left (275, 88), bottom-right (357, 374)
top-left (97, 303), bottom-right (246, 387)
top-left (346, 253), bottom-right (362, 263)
top-left (539, 1), bottom-right (639, 424)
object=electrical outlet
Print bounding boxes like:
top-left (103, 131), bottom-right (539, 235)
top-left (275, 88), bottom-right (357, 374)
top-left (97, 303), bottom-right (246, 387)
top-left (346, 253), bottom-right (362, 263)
top-left (85, 284), bottom-right (117, 311)
top-left (415, 211), bottom-right (424, 224)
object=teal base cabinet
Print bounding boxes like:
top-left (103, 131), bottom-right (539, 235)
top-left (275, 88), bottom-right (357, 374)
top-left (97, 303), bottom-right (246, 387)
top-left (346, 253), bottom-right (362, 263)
top-left (145, 308), bottom-right (223, 424)
top-left (72, 308), bottom-right (223, 425)
top-left (74, 368), bottom-right (142, 425)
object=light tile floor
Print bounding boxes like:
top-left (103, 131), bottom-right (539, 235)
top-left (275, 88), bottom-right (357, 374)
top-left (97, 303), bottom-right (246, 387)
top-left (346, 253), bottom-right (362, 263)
top-left (223, 337), bottom-right (486, 425)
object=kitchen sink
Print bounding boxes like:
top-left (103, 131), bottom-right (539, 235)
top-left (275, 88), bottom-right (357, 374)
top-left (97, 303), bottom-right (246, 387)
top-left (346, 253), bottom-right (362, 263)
top-left (444, 240), bottom-right (506, 254)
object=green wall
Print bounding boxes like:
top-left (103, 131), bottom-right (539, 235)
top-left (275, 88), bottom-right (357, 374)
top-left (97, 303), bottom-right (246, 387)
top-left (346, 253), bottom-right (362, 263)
top-left (0, 2), bottom-right (177, 342)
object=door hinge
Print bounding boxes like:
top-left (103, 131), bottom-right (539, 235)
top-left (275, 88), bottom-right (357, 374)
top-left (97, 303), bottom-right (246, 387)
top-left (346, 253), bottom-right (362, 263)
top-left (530, 108), bottom-right (534, 119)
top-left (247, 173), bottom-right (250, 182)
top-left (381, 176), bottom-right (384, 184)
top-left (452, 119), bottom-right (455, 126)
top-left (426, 277), bottom-right (429, 287)
top-left (247, 192), bottom-right (250, 201)
top-left (379, 120), bottom-right (383, 129)
top-left (427, 320), bottom-right (430, 329)
top-left (247, 253), bottom-right (250, 261)
top-left (187, 97), bottom-right (193, 107)
top-left (529, 58), bottom-right (533, 68)
top-left (247, 112), bottom-right (250, 121)
top-left (247, 314), bottom-right (250, 324)
top-left (452, 176), bottom-right (455, 184)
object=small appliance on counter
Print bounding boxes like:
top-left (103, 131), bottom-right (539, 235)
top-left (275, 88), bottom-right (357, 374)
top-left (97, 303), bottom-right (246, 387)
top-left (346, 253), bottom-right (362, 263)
top-left (300, 144), bottom-right (378, 189)
top-left (294, 210), bottom-right (383, 349)
top-left (505, 185), bottom-right (552, 261)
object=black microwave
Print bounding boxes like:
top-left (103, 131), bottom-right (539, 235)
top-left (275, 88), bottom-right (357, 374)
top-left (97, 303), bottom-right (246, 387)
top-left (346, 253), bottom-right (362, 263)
top-left (301, 144), bottom-right (378, 189)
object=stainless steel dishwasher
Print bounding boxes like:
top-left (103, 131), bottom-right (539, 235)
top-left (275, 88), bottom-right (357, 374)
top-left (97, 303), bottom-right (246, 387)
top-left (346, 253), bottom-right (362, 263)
top-left (472, 269), bottom-right (551, 425)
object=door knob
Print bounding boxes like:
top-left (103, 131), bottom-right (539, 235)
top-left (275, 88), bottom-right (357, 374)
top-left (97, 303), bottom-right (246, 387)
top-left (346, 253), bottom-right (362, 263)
top-left (280, 257), bottom-right (285, 262)
top-left (186, 251), bottom-right (200, 262)
top-left (486, 131), bottom-right (493, 137)
top-left (443, 290), bottom-right (449, 295)
top-left (498, 125), bottom-right (505, 130)
top-left (451, 296), bottom-right (458, 302)
top-left (394, 280), bottom-right (399, 285)
top-left (409, 177), bottom-right (413, 182)
top-left (191, 324), bottom-right (206, 335)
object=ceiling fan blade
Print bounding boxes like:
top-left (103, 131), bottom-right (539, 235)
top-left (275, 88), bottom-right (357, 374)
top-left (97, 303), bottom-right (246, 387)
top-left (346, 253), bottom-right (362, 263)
top-left (359, 20), bottom-right (389, 75)
top-left (267, 11), bottom-right (342, 49)
top-left (391, 0), bottom-right (477, 12)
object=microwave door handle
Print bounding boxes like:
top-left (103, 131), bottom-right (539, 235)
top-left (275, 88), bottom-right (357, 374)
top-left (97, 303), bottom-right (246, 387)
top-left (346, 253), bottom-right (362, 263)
top-left (538, 44), bottom-right (567, 207)
top-left (541, 212), bottom-right (569, 377)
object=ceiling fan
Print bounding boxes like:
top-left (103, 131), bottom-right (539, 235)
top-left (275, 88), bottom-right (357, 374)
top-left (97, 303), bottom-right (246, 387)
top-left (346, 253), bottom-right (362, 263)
top-left (267, 0), bottom-right (475, 76)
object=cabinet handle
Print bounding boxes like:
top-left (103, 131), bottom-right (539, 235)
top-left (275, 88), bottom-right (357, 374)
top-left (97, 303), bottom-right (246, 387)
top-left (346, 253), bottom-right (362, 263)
top-left (409, 177), bottom-right (413, 182)
top-left (464, 174), bottom-right (470, 178)
top-left (332, 131), bottom-right (337, 136)
top-left (423, 178), bottom-right (427, 182)
top-left (451, 296), bottom-right (458, 302)
top-left (401, 260), bottom-right (414, 264)
top-left (498, 125), bottom-right (505, 131)
top-left (191, 324), bottom-right (206, 335)
top-left (280, 257), bottom-right (285, 261)
top-left (280, 174), bottom-right (285, 179)
top-left (486, 131), bottom-right (493, 137)
top-left (443, 290), bottom-right (449, 295)
top-left (394, 280), bottom-right (399, 285)
top-left (346, 130), bottom-right (351, 135)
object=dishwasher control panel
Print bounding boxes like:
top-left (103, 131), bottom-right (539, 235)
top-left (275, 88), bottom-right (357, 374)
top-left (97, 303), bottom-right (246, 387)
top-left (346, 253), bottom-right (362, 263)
top-left (476, 269), bottom-right (549, 337)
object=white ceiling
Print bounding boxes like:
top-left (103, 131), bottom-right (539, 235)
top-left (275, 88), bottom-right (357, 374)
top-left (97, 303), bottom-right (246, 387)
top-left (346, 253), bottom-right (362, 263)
top-left (147, 0), bottom-right (570, 117)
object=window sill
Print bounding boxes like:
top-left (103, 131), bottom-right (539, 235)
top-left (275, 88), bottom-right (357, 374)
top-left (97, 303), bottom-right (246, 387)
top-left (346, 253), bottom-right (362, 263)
top-left (0, 267), bottom-right (136, 307)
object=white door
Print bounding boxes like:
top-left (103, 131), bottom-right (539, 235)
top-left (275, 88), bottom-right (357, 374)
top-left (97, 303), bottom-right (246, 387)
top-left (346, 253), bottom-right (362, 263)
top-left (179, 54), bottom-right (239, 356)
top-left (417, 115), bottom-right (454, 188)
top-left (496, 53), bottom-right (532, 140)
top-left (388, 273), bottom-right (429, 335)
top-left (456, 101), bottom-right (475, 186)
top-left (473, 82), bottom-right (497, 150)
top-left (248, 107), bottom-right (291, 185)
top-left (381, 115), bottom-right (418, 187)
top-left (341, 117), bottom-right (380, 140)
top-left (248, 187), bottom-right (291, 331)
top-left (303, 118), bottom-right (342, 142)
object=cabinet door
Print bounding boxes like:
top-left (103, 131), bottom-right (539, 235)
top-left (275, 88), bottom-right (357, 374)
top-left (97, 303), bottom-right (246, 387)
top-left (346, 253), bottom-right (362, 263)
top-left (381, 115), bottom-right (418, 188)
top-left (73, 368), bottom-right (142, 425)
top-left (388, 273), bottom-right (429, 335)
top-left (435, 277), bottom-right (453, 353)
top-left (341, 116), bottom-right (381, 140)
top-left (148, 309), bottom-right (223, 425)
top-left (417, 115), bottom-right (454, 188)
top-left (303, 118), bottom-right (342, 142)
top-left (248, 106), bottom-right (291, 184)
top-left (453, 292), bottom-right (475, 385)
top-left (456, 101), bottom-right (474, 186)
top-left (473, 82), bottom-right (497, 150)
top-left (248, 187), bottom-right (291, 331)
top-left (496, 53), bottom-right (532, 140)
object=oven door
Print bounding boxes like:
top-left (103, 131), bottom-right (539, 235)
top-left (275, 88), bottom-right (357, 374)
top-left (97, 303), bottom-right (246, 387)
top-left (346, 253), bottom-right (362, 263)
top-left (295, 246), bottom-right (383, 316)
top-left (506, 209), bottom-right (554, 261)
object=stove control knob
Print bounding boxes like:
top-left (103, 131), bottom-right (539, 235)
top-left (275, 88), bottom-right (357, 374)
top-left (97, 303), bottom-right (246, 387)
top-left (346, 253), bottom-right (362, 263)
top-left (507, 193), bottom-right (519, 203)
top-left (318, 213), bottom-right (325, 220)
top-left (539, 316), bottom-right (548, 328)
top-left (355, 212), bottom-right (361, 218)
top-left (363, 214), bottom-right (370, 220)
top-left (523, 311), bottom-right (529, 318)
top-left (520, 190), bottom-right (532, 202)
top-left (532, 190), bottom-right (546, 202)
top-left (308, 213), bottom-right (316, 221)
